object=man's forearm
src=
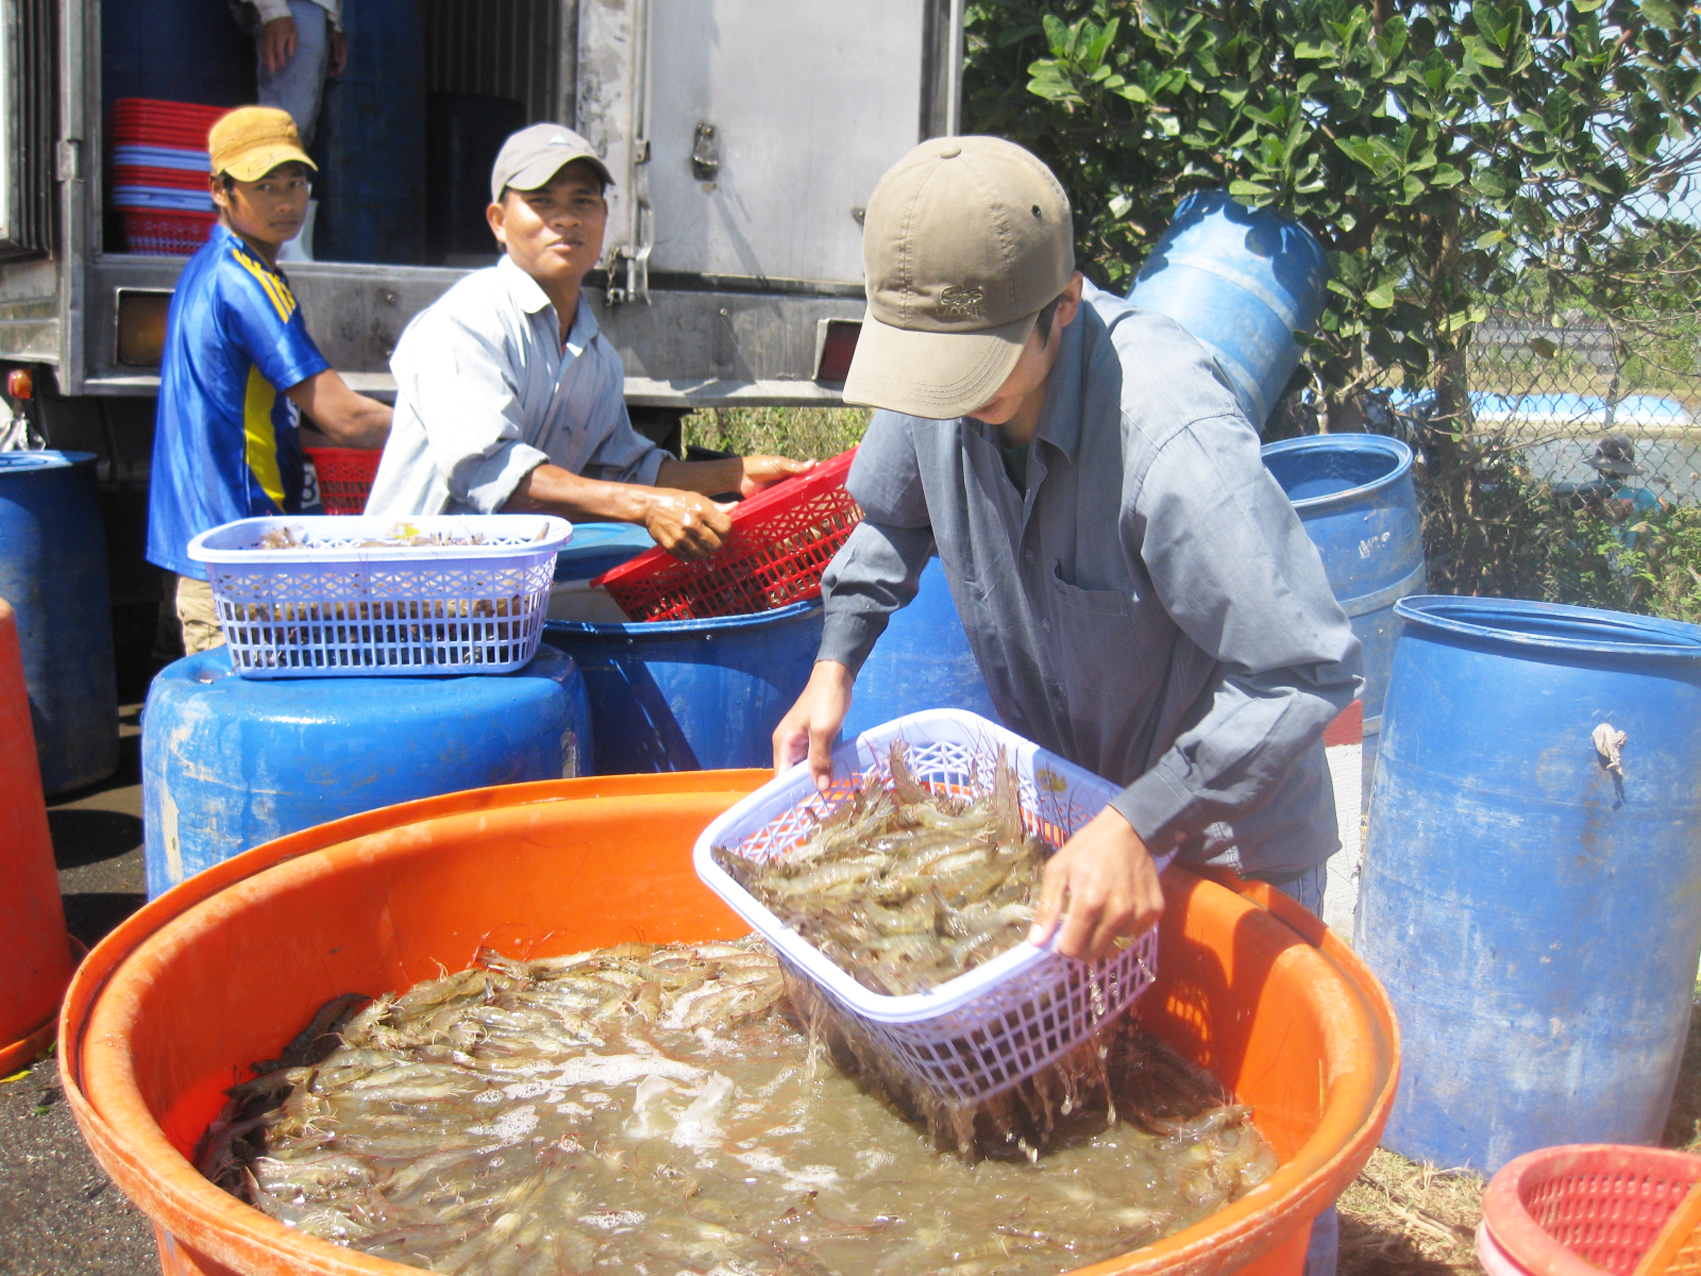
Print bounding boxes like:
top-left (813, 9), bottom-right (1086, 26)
top-left (500, 462), bottom-right (652, 523)
top-left (655, 456), bottom-right (744, 497)
top-left (286, 372), bottom-right (392, 448)
top-left (326, 396), bottom-right (390, 448)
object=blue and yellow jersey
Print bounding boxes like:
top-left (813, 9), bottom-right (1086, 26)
top-left (146, 223), bottom-right (331, 579)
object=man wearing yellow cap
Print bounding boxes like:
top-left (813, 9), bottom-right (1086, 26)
top-left (146, 106), bottom-right (391, 653)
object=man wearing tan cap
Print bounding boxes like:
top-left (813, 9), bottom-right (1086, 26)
top-left (364, 124), bottom-right (812, 560)
top-left (774, 139), bottom-right (1360, 963)
top-left (146, 106), bottom-right (391, 653)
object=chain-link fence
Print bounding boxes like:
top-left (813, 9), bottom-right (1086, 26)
top-left (1366, 182), bottom-right (1701, 508)
top-left (1459, 310), bottom-right (1701, 506)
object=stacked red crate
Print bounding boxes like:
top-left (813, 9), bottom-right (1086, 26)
top-left (110, 99), bottom-right (227, 255)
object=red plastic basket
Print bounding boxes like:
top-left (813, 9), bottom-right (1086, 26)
top-left (303, 447), bottom-right (384, 516)
top-left (111, 98), bottom-right (227, 150)
top-left (112, 164), bottom-right (209, 191)
top-left (594, 448), bottom-right (863, 621)
top-left (1479, 1145), bottom-right (1701, 1276)
top-left (119, 209), bottom-right (217, 256)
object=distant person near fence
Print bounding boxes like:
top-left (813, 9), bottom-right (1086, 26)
top-left (1553, 434), bottom-right (1670, 551)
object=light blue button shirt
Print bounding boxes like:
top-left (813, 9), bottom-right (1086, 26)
top-left (818, 281), bottom-right (1362, 879)
top-left (366, 254), bottom-right (665, 518)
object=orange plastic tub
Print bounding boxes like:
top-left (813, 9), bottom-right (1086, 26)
top-left (60, 774), bottom-right (1399, 1276)
top-left (0, 596), bottom-right (75, 1074)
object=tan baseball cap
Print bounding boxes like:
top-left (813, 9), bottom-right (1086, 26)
top-left (843, 136), bottom-right (1075, 419)
top-left (208, 107), bottom-right (316, 182)
top-left (490, 123), bottom-right (614, 202)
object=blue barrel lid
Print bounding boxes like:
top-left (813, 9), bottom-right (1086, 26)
top-left (1261, 435), bottom-right (1413, 510)
top-left (546, 597), bottom-right (823, 640)
top-left (0, 450), bottom-right (97, 473)
top-left (1394, 595), bottom-right (1701, 660)
top-left (157, 640), bottom-right (580, 703)
top-left (553, 522), bottom-right (656, 582)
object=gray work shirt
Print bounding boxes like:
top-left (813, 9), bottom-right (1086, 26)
top-left (817, 281), bottom-right (1362, 878)
top-left (365, 254), bottom-right (665, 518)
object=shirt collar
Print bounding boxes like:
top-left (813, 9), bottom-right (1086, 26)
top-left (496, 253), bottom-right (601, 350)
top-left (217, 224), bottom-right (283, 278)
top-left (497, 252), bottom-right (555, 315)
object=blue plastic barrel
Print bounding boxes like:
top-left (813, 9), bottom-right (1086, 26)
top-left (1261, 435), bottom-right (1424, 752)
top-left (312, 0), bottom-right (426, 264)
top-left (103, 0), bottom-right (253, 108)
top-left (841, 558), bottom-right (999, 737)
top-left (141, 643), bottom-right (591, 897)
top-left (1128, 190), bottom-right (1329, 429)
top-left (544, 599), bottom-right (823, 773)
top-left (0, 452), bottom-right (119, 796)
top-left (1355, 596), bottom-right (1701, 1172)
top-left (554, 523), bottom-right (656, 583)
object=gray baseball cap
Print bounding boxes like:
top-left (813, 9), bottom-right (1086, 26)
top-left (489, 124), bottom-right (614, 203)
top-left (843, 136), bottom-right (1075, 419)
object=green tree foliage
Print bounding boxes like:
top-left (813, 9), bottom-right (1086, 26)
top-left (962, 0), bottom-right (1701, 425)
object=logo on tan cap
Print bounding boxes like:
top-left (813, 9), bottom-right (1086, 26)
top-left (844, 136), bottom-right (1074, 419)
top-left (937, 285), bottom-right (987, 320)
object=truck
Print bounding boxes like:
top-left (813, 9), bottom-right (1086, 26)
top-left (0, 0), bottom-right (964, 640)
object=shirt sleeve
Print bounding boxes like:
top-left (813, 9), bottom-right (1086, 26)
top-left (251, 0), bottom-right (293, 23)
top-left (218, 269), bottom-right (330, 396)
top-left (389, 310), bottom-right (552, 514)
top-left (1106, 413), bottom-right (1364, 852)
top-left (576, 392), bottom-right (666, 487)
top-left (818, 521), bottom-right (934, 674)
top-left (817, 411), bottom-right (936, 672)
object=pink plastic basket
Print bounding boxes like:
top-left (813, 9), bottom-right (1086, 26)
top-left (1479, 1145), bottom-right (1701, 1276)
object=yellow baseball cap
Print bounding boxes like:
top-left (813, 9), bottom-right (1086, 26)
top-left (844, 137), bottom-right (1075, 420)
top-left (208, 107), bottom-right (317, 182)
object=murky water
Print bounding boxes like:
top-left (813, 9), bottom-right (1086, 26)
top-left (204, 940), bottom-right (1276, 1276)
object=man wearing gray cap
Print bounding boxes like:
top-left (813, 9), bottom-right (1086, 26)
top-left (774, 136), bottom-right (1360, 959)
top-left (366, 124), bottom-right (811, 557)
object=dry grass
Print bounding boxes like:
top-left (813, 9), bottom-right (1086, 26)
top-left (682, 406), bottom-right (870, 461)
top-left (1663, 987), bottom-right (1701, 1151)
top-left (1338, 1148), bottom-right (1485, 1275)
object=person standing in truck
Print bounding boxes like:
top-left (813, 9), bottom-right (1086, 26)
top-left (232, 0), bottom-right (345, 148)
top-left (147, 107), bottom-right (391, 654)
top-left (363, 124), bottom-right (813, 559)
top-left (771, 133), bottom-right (1359, 1276)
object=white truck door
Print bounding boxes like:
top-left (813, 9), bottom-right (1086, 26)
top-left (580, 0), bottom-right (942, 299)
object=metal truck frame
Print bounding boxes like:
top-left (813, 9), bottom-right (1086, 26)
top-left (0, 0), bottom-right (960, 630)
top-left (2, 0), bottom-right (963, 404)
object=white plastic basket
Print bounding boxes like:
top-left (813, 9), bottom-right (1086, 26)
top-left (187, 515), bottom-right (572, 678)
top-left (694, 708), bottom-right (1169, 1105)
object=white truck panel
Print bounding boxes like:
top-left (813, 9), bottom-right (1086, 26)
top-left (581, 0), bottom-right (927, 290)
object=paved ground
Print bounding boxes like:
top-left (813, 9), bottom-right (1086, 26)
top-left (2, 647), bottom-right (163, 1276)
